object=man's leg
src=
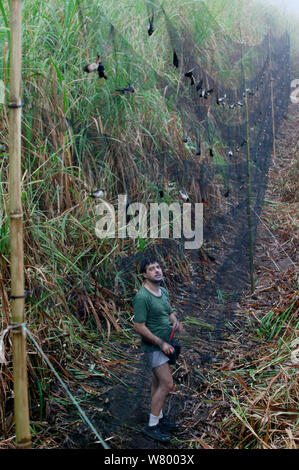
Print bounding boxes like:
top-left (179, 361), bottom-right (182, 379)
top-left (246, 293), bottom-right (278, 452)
top-left (143, 362), bottom-right (174, 442)
top-left (151, 362), bottom-right (173, 417)
top-left (151, 371), bottom-right (159, 399)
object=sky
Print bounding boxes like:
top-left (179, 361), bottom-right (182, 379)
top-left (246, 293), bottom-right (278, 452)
top-left (261, 0), bottom-right (299, 16)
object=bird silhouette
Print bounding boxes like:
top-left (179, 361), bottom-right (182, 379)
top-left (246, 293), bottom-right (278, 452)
top-left (199, 89), bottom-right (208, 99)
top-left (209, 149), bottom-right (214, 157)
top-left (185, 68), bottom-right (195, 85)
top-left (90, 189), bottom-right (104, 199)
top-left (83, 55), bottom-right (107, 79)
top-left (196, 79), bottom-right (203, 92)
top-left (182, 135), bottom-right (192, 144)
top-left (98, 62), bottom-right (107, 79)
top-left (196, 142), bottom-right (201, 156)
top-left (216, 94), bottom-right (226, 105)
top-left (83, 55), bottom-right (100, 73)
top-left (148, 15), bottom-right (154, 36)
top-left (199, 88), bottom-right (213, 99)
top-left (173, 50), bottom-right (179, 68)
top-left (179, 189), bottom-right (189, 202)
top-left (115, 84), bottom-right (135, 94)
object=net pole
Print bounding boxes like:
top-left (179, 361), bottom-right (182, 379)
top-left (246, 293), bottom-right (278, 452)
top-left (268, 30), bottom-right (276, 160)
top-left (240, 28), bottom-right (255, 293)
top-left (8, 0), bottom-right (31, 449)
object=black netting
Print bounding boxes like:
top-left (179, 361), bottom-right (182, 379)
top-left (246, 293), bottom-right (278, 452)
top-left (21, 1), bottom-right (291, 302)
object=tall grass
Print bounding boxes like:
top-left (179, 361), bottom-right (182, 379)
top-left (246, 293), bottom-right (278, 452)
top-left (0, 0), bottom-right (298, 448)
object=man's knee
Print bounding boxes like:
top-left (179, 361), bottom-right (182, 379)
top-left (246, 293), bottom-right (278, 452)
top-left (160, 376), bottom-right (173, 393)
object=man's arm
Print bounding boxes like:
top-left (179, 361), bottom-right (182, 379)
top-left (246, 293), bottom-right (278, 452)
top-left (169, 312), bottom-right (183, 333)
top-left (134, 322), bottom-right (174, 355)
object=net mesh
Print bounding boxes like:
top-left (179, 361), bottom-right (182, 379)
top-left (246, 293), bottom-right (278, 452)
top-left (21, 0), bottom-right (291, 304)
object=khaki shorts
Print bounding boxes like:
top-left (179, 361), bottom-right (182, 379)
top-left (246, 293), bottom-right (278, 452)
top-left (144, 350), bottom-right (169, 369)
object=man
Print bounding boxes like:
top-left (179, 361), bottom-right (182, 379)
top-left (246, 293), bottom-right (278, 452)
top-left (133, 256), bottom-right (182, 442)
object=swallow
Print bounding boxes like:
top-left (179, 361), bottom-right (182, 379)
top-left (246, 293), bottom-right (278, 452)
top-left (90, 189), bottom-right (104, 199)
top-left (196, 79), bottom-right (203, 92)
top-left (115, 84), bottom-right (135, 94)
top-left (228, 150), bottom-right (233, 157)
top-left (230, 104), bottom-right (236, 109)
top-left (199, 89), bottom-right (208, 99)
top-left (83, 55), bottom-right (100, 73)
top-left (179, 189), bottom-right (189, 202)
top-left (216, 94), bottom-right (226, 104)
top-left (185, 68), bottom-right (195, 85)
top-left (83, 55), bottom-right (107, 79)
top-left (173, 50), bottom-right (179, 68)
top-left (237, 101), bottom-right (244, 107)
top-left (98, 62), bottom-right (108, 79)
top-left (124, 191), bottom-right (130, 208)
top-left (148, 15), bottom-right (154, 36)
top-left (182, 135), bottom-right (192, 145)
top-left (207, 88), bottom-right (214, 95)
top-left (240, 137), bottom-right (247, 147)
top-left (196, 142), bottom-right (201, 156)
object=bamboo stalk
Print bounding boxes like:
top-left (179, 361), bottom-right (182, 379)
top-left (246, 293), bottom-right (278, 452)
top-left (8, 0), bottom-right (31, 449)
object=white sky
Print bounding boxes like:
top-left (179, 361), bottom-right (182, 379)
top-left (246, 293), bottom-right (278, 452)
top-left (261, 0), bottom-right (299, 16)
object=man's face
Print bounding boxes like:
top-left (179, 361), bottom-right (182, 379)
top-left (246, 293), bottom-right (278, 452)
top-left (143, 262), bottom-right (163, 283)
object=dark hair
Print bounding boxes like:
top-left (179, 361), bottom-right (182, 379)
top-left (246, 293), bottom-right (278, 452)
top-left (139, 257), bottom-right (160, 275)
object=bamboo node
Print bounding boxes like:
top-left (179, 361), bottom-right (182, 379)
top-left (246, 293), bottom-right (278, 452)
top-left (9, 290), bottom-right (29, 299)
top-left (15, 440), bottom-right (31, 449)
top-left (10, 212), bottom-right (23, 219)
top-left (10, 322), bottom-right (27, 335)
top-left (7, 101), bottom-right (24, 109)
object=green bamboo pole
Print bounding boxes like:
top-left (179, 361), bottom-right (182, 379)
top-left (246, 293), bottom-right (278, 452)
top-left (8, 0), bottom-right (31, 449)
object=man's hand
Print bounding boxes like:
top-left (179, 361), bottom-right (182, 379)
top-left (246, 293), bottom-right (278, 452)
top-left (161, 341), bottom-right (174, 355)
top-left (172, 320), bottom-right (183, 333)
top-left (170, 316), bottom-right (183, 335)
top-left (135, 322), bottom-right (174, 353)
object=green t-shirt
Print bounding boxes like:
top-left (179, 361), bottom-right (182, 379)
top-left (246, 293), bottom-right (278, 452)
top-left (133, 285), bottom-right (173, 352)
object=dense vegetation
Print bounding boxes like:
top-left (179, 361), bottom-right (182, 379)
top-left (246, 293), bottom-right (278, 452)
top-left (0, 0), bottom-right (298, 449)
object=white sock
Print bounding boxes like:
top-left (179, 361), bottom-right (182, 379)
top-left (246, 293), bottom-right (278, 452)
top-left (159, 410), bottom-right (163, 419)
top-left (149, 413), bottom-right (160, 427)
